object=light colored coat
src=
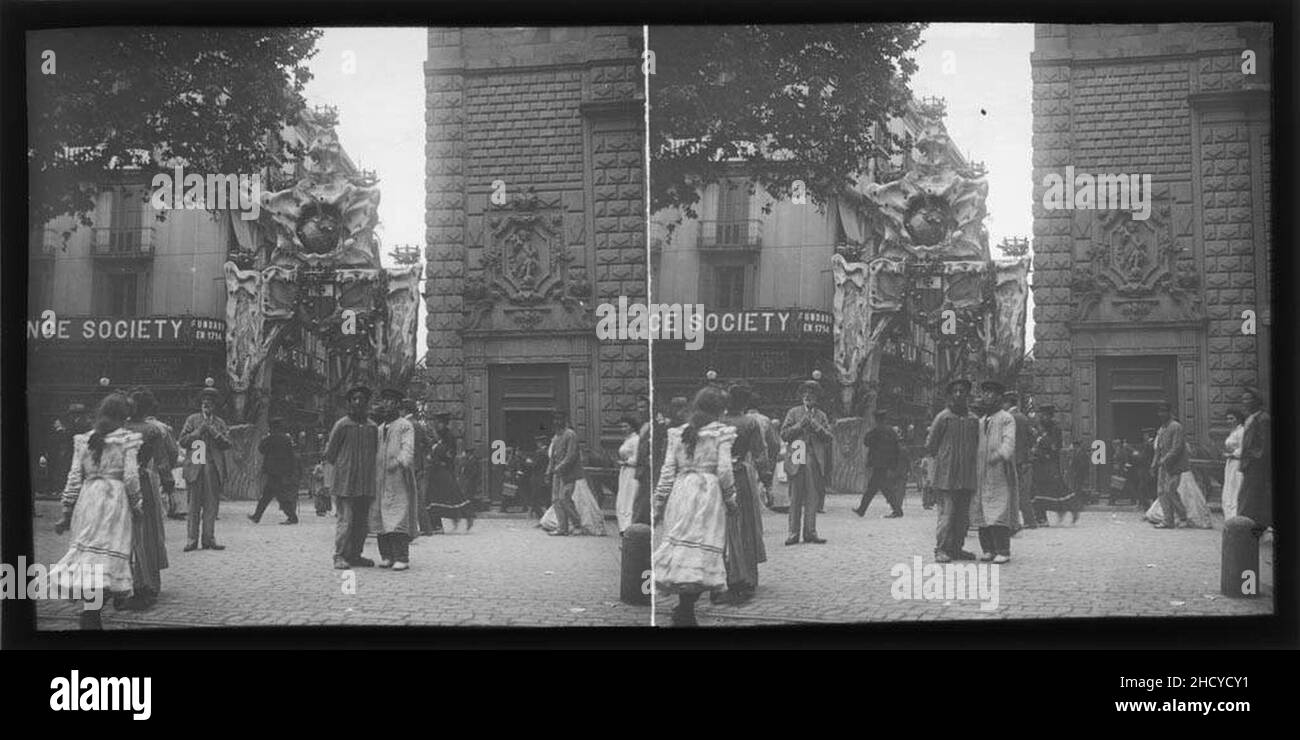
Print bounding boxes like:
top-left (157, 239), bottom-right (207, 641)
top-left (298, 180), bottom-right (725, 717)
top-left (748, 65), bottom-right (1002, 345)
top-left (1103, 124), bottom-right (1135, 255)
top-left (370, 415), bottom-right (418, 537)
top-left (970, 408), bottom-right (1016, 528)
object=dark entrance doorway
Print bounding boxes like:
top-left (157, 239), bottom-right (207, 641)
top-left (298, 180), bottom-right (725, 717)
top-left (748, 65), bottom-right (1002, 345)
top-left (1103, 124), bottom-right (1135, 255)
top-left (487, 363), bottom-right (569, 501)
top-left (1096, 355), bottom-right (1178, 446)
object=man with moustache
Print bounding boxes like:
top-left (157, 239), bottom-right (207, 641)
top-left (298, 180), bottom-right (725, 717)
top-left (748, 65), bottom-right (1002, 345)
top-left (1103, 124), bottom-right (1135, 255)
top-left (780, 379), bottom-right (832, 545)
top-left (370, 389), bottom-right (418, 570)
top-left (178, 383), bottom-right (232, 552)
top-left (326, 385), bottom-right (379, 569)
top-left (925, 379), bottom-right (980, 563)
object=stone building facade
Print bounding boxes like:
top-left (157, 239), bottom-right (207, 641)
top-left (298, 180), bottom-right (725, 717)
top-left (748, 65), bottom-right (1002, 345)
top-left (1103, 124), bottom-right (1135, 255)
top-left (1031, 23), bottom-right (1271, 453)
top-left (424, 28), bottom-right (646, 496)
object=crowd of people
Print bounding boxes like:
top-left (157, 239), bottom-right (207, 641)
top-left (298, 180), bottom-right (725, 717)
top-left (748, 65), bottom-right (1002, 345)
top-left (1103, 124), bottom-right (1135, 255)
top-left (42, 369), bottom-right (1271, 630)
top-left (650, 373), bottom-right (1273, 626)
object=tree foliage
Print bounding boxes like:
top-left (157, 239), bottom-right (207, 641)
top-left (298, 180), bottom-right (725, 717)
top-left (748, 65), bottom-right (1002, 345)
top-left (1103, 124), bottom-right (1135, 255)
top-left (28, 28), bottom-right (322, 227)
top-left (649, 24), bottom-right (926, 218)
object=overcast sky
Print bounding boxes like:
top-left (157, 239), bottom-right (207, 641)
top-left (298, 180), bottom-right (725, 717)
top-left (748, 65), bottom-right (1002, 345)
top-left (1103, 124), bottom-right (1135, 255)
top-left (302, 24), bottom-right (1036, 357)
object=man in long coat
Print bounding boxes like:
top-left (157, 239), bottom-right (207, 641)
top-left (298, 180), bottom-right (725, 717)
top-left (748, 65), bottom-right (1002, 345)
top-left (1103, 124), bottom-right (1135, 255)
top-left (1238, 385), bottom-right (1271, 532)
top-left (178, 384), bottom-right (231, 552)
top-left (371, 388), bottom-right (418, 570)
top-left (971, 380), bottom-right (1016, 563)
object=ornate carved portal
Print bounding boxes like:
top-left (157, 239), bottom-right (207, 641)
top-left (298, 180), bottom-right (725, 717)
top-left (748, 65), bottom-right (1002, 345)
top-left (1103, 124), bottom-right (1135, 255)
top-left (223, 110), bottom-right (420, 425)
top-left (466, 188), bottom-right (590, 333)
top-left (1069, 202), bottom-right (1203, 322)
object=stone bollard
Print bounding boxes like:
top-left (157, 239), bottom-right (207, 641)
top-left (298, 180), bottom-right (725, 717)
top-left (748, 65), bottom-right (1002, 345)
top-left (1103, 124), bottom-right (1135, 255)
top-left (1221, 516), bottom-right (1260, 598)
top-left (620, 523), bottom-right (652, 606)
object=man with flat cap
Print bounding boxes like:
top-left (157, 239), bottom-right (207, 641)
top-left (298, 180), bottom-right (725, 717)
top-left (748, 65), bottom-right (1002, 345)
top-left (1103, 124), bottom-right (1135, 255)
top-left (1150, 400), bottom-right (1189, 529)
top-left (371, 388), bottom-right (418, 569)
top-left (545, 407), bottom-right (583, 536)
top-left (326, 384), bottom-right (379, 568)
top-left (972, 380), bottom-right (1016, 563)
top-left (780, 379), bottom-right (832, 545)
top-left (925, 378), bottom-right (980, 562)
top-left (250, 416), bottom-right (300, 525)
top-left (179, 383), bottom-right (232, 551)
top-left (1238, 385), bottom-right (1271, 533)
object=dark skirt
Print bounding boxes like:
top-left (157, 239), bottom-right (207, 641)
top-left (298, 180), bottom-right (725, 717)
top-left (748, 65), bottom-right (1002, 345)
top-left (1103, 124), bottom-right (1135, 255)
top-left (724, 461), bottom-right (766, 592)
top-left (1030, 454), bottom-right (1070, 503)
top-left (131, 472), bottom-right (168, 596)
top-left (1239, 466), bottom-right (1272, 529)
top-left (427, 465), bottom-right (474, 521)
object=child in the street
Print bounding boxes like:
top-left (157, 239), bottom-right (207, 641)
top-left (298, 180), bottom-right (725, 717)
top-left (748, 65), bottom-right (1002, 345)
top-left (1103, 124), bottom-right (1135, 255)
top-left (312, 456), bottom-right (332, 516)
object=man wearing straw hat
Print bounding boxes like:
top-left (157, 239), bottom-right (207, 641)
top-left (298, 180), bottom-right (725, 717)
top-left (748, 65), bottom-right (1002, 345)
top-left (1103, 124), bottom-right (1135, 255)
top-left (178, 380), bottom-right (232, 552)
top-left (780, 378), bottom-right (832, 545)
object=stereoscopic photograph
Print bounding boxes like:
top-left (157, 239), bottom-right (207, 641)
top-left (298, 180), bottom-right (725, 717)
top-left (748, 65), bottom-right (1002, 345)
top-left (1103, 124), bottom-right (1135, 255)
top-left (15, 19), bottom-right (1276, 634)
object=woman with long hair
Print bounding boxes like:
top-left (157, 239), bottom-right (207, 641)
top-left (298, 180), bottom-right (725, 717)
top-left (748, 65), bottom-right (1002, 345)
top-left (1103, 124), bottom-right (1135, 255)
top-left (653, 386), bottom-right (739, 627)
top-left (1220, 408), bottom-right (1246, 520)
top-left (51, 393), bottom-right (143, 629)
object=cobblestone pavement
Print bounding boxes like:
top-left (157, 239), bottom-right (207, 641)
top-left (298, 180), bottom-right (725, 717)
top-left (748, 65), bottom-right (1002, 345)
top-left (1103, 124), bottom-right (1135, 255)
top-left (32, 499), bottom-right (647, 629)
top-left (652, 492), bottom-right (1275, 627)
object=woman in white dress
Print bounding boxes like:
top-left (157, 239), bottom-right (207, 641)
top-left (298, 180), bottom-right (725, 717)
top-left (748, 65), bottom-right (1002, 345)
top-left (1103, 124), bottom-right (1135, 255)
top-left (1220, 408), bottom-right (1246, 520)
top-left (51, 394), bottom-right (143, 630)
top-left (614, 417), bottom-right (640, 534)
top-left (653, 386), bottom-right (738, 627)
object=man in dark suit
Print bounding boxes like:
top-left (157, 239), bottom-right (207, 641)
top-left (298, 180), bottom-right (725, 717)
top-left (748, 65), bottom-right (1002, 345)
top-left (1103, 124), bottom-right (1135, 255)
top-left (855, 408), bottom-right (904, 518)
top-left (249, 416), bottom-right (299, 525)
top-left (780, 379), bottom-right (832, 545)
top-left (545, 408), bottom-right (583, 536)
top-left (178, 383), bottom-right (232, 551)
top-left (1238, 385), bottom-right (1271, 533)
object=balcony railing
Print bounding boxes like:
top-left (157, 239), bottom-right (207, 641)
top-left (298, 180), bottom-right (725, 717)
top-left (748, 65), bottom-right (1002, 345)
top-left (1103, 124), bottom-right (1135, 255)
top-left (92, 227), bottom-right (156, 258)
top-left (697, 219), bottom-right (763, 251)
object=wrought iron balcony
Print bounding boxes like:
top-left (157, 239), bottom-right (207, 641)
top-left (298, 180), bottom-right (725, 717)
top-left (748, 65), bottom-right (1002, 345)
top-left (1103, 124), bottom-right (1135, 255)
top-left (92, 227), bottom-right (156, 258)
top-left (697, 219), bottom-right (763, 252)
